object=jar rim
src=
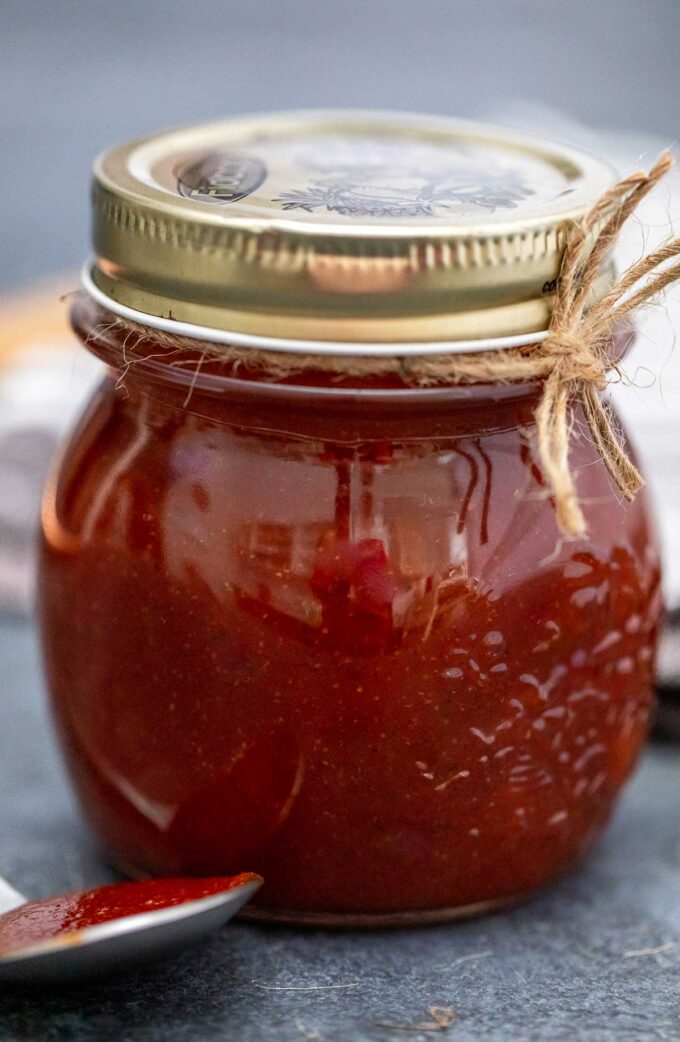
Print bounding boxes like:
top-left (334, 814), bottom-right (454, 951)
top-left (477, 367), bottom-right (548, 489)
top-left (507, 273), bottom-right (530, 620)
top-left (82, 263), bottom-right (549, 359)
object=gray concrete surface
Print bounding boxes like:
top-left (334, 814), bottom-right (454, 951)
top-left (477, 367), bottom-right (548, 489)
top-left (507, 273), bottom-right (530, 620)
top-left (0, 616), bottom-right (679, 1041)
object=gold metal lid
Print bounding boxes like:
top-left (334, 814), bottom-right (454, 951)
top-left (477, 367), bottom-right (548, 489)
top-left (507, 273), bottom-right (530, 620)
top-left (90, 110), bottom-right (615, 344)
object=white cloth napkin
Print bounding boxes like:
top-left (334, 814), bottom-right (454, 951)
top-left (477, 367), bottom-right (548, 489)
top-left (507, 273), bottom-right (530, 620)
top-left (0, 341), bottom-right (100, 612)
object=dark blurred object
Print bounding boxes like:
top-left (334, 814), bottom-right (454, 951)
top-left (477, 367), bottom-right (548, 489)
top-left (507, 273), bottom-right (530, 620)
top-left (655, 614), bottom-right (680, 738)
top-left (655, 691), bottom-right (680, 740)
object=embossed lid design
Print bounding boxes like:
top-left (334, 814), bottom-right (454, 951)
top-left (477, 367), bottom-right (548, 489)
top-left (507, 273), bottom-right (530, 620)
top-left (89, 110), bottom-right (615, 344)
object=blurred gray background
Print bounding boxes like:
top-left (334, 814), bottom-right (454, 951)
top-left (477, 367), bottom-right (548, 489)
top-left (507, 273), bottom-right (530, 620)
top-left (1, 0), bottom-right (680, 293)
top-left (3, 7), bottom-right (680, 1040)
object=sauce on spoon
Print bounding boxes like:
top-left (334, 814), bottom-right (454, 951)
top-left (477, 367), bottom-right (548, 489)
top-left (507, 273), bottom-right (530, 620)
top-left (0, 874), bottom-right (260, 957)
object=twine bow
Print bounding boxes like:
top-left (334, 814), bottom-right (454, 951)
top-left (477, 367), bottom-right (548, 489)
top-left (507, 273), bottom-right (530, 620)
top-left (534, 150), bottom-right (680, 535)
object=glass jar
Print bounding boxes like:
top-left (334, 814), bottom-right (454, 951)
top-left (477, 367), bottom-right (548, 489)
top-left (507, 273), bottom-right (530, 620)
top-left (38, 112), bottom-right (662, 925)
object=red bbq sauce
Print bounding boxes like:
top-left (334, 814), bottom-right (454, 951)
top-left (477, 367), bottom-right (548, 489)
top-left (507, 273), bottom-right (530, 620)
top-left (36, 296), bottom-right (662, 923)
top-left (0, 875), bottom-right (259, 957)
top-left (37, 112), bottom-right (663, 924)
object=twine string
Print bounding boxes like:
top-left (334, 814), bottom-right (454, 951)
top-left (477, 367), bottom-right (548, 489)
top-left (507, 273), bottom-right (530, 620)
top-left (536, 150), bottom-right (678, 534)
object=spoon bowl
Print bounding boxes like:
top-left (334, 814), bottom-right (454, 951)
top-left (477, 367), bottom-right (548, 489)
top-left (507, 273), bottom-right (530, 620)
top-left (0, 873), bottom-right (261, 983)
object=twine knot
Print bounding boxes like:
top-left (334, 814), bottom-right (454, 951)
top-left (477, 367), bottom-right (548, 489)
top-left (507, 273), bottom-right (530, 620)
top-left (542, 330), bottom-right (607, 385)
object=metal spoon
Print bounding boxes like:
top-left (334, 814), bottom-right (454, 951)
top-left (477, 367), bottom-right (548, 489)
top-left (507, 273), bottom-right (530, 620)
top-left (0, 872), bottom-right (261, 983)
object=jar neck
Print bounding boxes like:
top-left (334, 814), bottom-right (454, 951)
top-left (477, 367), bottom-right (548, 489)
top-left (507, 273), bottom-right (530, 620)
top-left (74, 291), bottom-right (545, 392)
top-left (70, 293), bottom-right (627, 442)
